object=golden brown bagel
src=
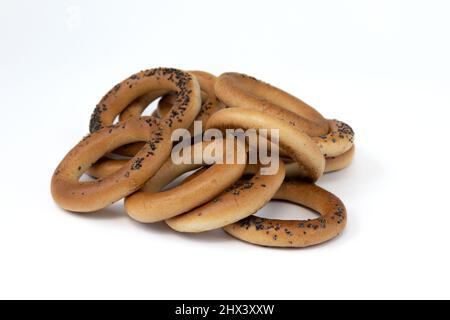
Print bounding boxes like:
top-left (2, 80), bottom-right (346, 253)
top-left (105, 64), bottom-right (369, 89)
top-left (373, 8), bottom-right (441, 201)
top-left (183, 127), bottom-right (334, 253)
top-left (51, 117), bottom-right (172, 212)
top-left (215, 72), bottom-right (355, 162)
top-left (119, 90), bottom-right (167, 122)
top-left (125, 163), bottom-right (246, 223)
top-left (205, 107), bottom-right (325, 181)
top-left (157, 71), bottom-right (222, 134)
top-left (87, 157), bottom-right (129, 180)
top-left (88, 157), bottom-right (202, 192)
top-left (88, 143), bottom-right (355, 195)
top-left (313, 120), bottom-right (354, 158)
top-left (215, 72), bottom-right (329, 136)
top-left (243, 144), bottom-right (355, 176)
top-left (224, 179), bottom-right (347, 248)
top-left (112, 71), bottom-right (218, 158)
top-left (285, 145), bottom-right (355, 175)
top-left (166, 161), bottom-right (286, 233)
top-left (120, 71), bottom-right (220, 134)
top-left (320, 145), bottom-right (355, 173)
top-left (124, 140), bottom-right (247, 223)
top-left (89, 68), bottom-right (201, 134)
top-left (88, 143), bottom-right (210, 193)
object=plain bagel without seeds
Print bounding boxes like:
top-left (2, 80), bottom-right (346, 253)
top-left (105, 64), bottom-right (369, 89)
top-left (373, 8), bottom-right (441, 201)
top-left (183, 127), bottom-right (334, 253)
top-left (124, 139), bottom-right (247, 223)
top-left (166, 161), bottom-right (286, 233)
top-left (215, 72), bottom-right (330, 137)
top-left (243, 144), bottom-right (355, 177)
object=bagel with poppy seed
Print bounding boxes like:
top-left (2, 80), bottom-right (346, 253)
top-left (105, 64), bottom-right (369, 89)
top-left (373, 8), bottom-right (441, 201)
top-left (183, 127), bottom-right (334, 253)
top-left (51, 117), bottom-right (172, 212)
top-left (224, 179), bottom-right (347, 248)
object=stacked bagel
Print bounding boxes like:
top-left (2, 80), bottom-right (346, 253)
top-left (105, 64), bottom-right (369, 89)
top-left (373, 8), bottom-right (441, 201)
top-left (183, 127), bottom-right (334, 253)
top-left (51, 68), bottom-right (355, 248)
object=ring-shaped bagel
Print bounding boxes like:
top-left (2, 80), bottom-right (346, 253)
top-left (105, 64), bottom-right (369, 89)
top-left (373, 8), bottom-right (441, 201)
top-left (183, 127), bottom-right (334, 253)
top-left (243, 144), bottom-right (355, 177)
top-left (51, 117), bottom-right (172, 212)
top-left (205, 107), bottom-right (325, 181)
top-left (89, 68), bottom-right (201, 134)
top-left (124, 140), bottom-right (247, 223)
top-left (88, 157), bottom-right (203, 193)
top-left (215, 72), bottom-right (329, 136)
top-left (166, 161), bottom-right (286, 233)
top-left (313, 120), bottom-right (355, 158)
top-left (224, 179), bottom-right (347, 248)
top-left (111, 90), bottom-right (167, 157)
top-left (156, 71), bottom-right (222, 135)
top-left (90, 143), bottom-right (355, 185)
top-left (317, 145), bottom-right (355, 174)
top-left (112, 71), bottom-right (218, 158)
top-left (118, 90), bottom-right (167, 122)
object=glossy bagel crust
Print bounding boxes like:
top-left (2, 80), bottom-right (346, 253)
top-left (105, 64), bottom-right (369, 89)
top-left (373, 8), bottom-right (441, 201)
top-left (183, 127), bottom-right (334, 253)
top-left (215, 72), bottom-right (330, 136)
top-left (124, 140), bottom-right (247, 223)
top-left (166, 161), bottom-right (286, 233)
top-left (89, 68), bottom-right (201, 134)
top-left (90, 142), bottom-right (355, 184)
top-left (205, 107), bottom-right (325, 181)
top-left (314, 120), bottom-right (355, 158)
top-left (224, 179), bottom-right (347, 248)
top-left (113, 71), bottom-right (218, 157)
top-left (320, 145), bottom-right (355, 173)
top-left (215, 72), bottom-right (355, 162)
top-left (88, 157), bottom-right (202, 193)
top-left (125, 163), bottom-right (246, 223)
top-left (51, 117), bottom-right (172, 212)
top-left (156, 71), bottom-right (222, 134)
top-left (244, 144), bottom-right (355, 177)
top-left (118, 90), bottom-right (167, 122)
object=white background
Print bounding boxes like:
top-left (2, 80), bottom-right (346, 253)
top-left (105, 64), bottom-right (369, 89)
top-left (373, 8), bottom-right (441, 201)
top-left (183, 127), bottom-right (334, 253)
top-left (1, 0), bottom-right (449, 300)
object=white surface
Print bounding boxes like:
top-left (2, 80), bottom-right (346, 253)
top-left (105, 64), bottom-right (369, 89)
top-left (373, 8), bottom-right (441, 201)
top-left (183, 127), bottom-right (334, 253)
top-left (1, 0), bottom-right (449, 300)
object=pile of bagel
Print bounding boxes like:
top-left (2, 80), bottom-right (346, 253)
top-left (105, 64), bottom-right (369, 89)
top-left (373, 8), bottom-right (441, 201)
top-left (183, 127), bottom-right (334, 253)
top-left (51, 68), bottom-right (355, 248)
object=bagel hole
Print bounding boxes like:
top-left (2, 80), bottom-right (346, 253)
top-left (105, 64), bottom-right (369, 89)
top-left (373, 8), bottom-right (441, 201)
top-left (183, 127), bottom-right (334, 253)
top-left (160, 167), bottom-right (208, 192)
top-left (104, 153), bottom-right (131, 160)
top-left (140, 96), bottom-right (163, 117)
top-left (79, 173), bottom-right (96, 182)
top-left (112, 96), bottom-right (164, 125)
top-left (255, 201), bottom-right (319, 221)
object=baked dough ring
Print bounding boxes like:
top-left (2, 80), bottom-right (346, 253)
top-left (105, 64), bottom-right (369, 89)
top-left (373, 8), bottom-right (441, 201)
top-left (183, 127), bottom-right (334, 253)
top-left (124, 140), bottom-right (247, 223)
top-left (314, 120), bottom-right (354, 158)
top-left (224, 179), bottom-right (347, 248)
top-left (89, 145), bottom-right (355, 197)
top-left (90, 143), bottom-right (355, 185)
top-left (156, 71), bottom-right (222, 134)
top-left (318, 145), bottom-right (355, 173)
top-left (110, 91), bottom-right (166, 157)
top-left (89, 68), bottom-right (201, 134)
top-left (120, 71), bottom-right (220, 133)
top-left (286, 144), bottom-right (355, 175)
top-left (119, 90), bottom-right (167, 122)
top-left (243, 144), bottom-right (355, 176)
top-left (215, 72), bottom-right (355, 160)
top-left (51, 117), bottom-right (172, 212)
top-left (215, 72), bottom-right (329, 137)
top-left (113, 71), bottom-right (218, 157)
top-left (166, 161), bottom-right (286, 233)
top-left (205, 107), bottom-right (325, 181)
top-left (88, 157), bottom-right (202, 193)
